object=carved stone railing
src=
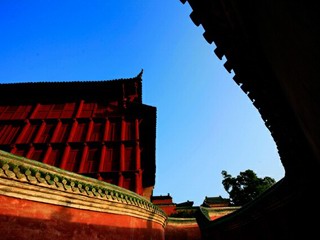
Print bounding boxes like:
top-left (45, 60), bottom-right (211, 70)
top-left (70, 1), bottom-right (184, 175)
top-left (0, 150), bottom-right (167, 227)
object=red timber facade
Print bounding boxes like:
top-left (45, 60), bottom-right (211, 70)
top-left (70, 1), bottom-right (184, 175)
top-left (151, 194), bottom-right (177, 216)
top-left (0, 71), bottom-right (156, 199)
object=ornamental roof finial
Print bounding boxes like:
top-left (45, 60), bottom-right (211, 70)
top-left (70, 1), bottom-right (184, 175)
top-left (137, 69), bottom-right (144, 78)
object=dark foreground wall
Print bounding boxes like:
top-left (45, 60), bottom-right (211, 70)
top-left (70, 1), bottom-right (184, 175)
top-left (180, 0), bottom-right (320, 239)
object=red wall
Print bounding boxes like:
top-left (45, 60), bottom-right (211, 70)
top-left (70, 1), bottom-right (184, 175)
top-left (158, 205), bottom-right (176, 216)
top-left (0, 195), bottom-right (165, 240)
top-left (165, 222), bottom-right (201, 240)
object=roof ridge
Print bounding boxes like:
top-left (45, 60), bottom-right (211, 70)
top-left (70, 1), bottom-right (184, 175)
top-left (0, 70), bottom-right (143, 85)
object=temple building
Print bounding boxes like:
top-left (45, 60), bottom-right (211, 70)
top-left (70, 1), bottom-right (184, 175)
top-left (152, 194), bottom-right (239, 220)
top-left (151, 194), bottom-right (177, 216)
top-left (0, 70), bottom-right (156, 200)
top-left (1, 0), bottom-right (318, 238)
top-left (201, 196), bottom-right (230, 208)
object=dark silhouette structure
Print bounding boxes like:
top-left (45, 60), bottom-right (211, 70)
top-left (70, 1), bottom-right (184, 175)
top-left (0, 71), bottom-right (156, 199)
top-left (180, 0), bottom-right (320, 239)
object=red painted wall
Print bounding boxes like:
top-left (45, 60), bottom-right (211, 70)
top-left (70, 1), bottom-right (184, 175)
top-left (151, 195), bottom-right (177, 216)
top-left (0, 195), bottom-right (165, 240)
top-left (152, 198), bottom-right (173, 205)
top-left (165, 222), bottom-right (201, 240)
top-left (158, 205), bottom-right (176, 216)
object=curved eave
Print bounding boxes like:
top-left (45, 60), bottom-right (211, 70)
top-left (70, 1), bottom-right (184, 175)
top-left (180, 0), bottom-right (317, 177)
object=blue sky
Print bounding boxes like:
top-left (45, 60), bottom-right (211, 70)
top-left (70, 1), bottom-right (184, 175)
top-left (0, 1), bottom-right (284, 206)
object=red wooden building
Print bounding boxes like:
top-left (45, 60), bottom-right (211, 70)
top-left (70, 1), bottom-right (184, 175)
top-left (151, 194), bottom-right (177, 216)
top-left (0, 71), bottom-right (156, 199)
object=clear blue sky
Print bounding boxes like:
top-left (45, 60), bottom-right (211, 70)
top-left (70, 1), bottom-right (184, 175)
top-left (0, 1), bottom-right (284, 206)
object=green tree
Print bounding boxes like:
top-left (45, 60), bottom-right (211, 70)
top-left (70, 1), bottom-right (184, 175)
top-left (221, 169), bottom-right (276, 206)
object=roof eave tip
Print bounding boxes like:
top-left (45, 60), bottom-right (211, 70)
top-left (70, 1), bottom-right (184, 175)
top-left (136, 69), bottom-right (144, 79)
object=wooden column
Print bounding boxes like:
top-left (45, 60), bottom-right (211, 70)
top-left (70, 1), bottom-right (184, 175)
top-left (135, 119), bottom-right (141, 170)
top-left (26, 144), bottom-right (34, 159)
top-left (59, 143), bottom-right (71, 169)
top-left (99, 143), bottom-right (107, 172)
top-left (103, 118), bottom-right (109, 141)
top-left (29, 103), bottom-right (40, 119)
top-left (67, 119), bottom-right (78, 142)
top-left (135, 118), bottom-right (140, 140)
top-left (78, 143), bottom-right (88, 173)
top-left (121, 117), bottom-right (126, 140)
top-left (120, 117), bottom-right (126, 169)
top-left (135, 142), bottom-right (141, 170)
top-left (42, 144), bottom-right (52, 164)
top-left (33, 120), bottom-right (46, 143)
top-left (135, 118), bottom-right (142, 194)
top-left (85, 118), bottom-right (94, 142)
top-left (75, 100), bottom-right (84, 118)
top-left (15, 119), bottom-right (30, 143)
top-left (118, 172), bottom-right (124, 188)
top-left (118, 117), bottom-right (126, 187)
top-left (120, 143), bottom-right (125, 171)
top-left (50, 119), bottom-right (62, 142)
top-left (135, 171), bottom-right (142, 194)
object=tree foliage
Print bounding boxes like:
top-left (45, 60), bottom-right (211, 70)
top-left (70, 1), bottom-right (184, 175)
top-left (221, 169), bottom-right (276, 206)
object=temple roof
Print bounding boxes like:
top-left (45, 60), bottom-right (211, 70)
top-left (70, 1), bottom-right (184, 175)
top-left (176, 200), bottom-right (194, 207)
top-left (202, 196), bottom-right (230, 205)
top-left (151, 194), bottom-right (173, 201)
top-left (0, 70), bottom-right (144, 104)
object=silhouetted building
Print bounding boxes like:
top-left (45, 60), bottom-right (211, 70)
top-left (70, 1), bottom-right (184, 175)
top-left (0, 71), bottom-right (156, 199)
top-left (201, 196), bottom-right (230, 208)
top-left (176, 200), bottom-right (194, 208)
top-left (199, 196), bottom-right (239, 221)
top-left (181, 0), bottom-right (320, 239)
top-left (152, 194), bottom-right (236, 221)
